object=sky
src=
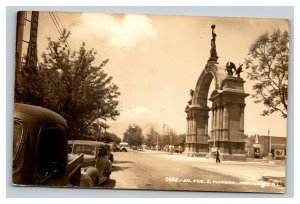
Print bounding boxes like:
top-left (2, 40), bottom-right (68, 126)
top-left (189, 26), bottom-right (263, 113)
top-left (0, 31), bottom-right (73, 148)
top-left (21, 11), bottom-right (289, 138)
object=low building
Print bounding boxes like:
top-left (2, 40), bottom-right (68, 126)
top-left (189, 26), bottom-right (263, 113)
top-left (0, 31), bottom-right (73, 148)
top-left (245, 135), bottom-right (286, 160)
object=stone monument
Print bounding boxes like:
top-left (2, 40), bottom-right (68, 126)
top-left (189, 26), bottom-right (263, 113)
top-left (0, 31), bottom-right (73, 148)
top-left (185, 25), bottom-right (249, 160)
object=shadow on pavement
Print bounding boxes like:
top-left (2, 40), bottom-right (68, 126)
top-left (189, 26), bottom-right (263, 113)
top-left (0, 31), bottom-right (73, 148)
top-left (112, 165), bottom-right (131, 172)
top-left (113, 161), bottom-right (134, 164)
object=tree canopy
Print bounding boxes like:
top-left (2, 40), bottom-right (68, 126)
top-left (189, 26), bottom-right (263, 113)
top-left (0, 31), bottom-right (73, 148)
top-left (145, 127), bottom-right (161, 147)
top-left (123, 124), bottom-right (144, 146)
top-left (101, 132), bottom-right (122, 144)
top-left (245, 29), bottom-right (289, 118)
top-left (15, 29), bottom-right (120, 138)
top-left (160, 129), bottom-right (185, 147)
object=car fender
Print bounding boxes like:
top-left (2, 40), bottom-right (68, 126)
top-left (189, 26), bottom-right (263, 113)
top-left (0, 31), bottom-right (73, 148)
top-left (85, 167), bottom-right (99, 184)
top-left (78, 166), bottom-right (99, 187)
top-left (105, 160), bottom-right (112, 173)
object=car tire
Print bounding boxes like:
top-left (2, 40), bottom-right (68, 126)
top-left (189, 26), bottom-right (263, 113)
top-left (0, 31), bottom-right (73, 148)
top-left (105, 172), bottom-right (111, 179)
top-left (94, 176), bottom-right (100, 187)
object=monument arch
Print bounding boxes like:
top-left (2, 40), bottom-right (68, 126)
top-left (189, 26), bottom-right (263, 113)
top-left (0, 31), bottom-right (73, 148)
top-left (185, 25), bottom-right (249, 160)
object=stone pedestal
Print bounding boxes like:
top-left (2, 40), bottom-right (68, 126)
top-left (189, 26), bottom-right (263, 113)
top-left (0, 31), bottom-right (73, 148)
top-left (185, 105), bottom-right (210, 157)
top-left (206, 76), bottom-right (249, 161)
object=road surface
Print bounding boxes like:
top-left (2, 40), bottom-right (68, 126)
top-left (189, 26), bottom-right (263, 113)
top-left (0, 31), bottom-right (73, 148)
top-left (102, 150), bottom-right (285, 193)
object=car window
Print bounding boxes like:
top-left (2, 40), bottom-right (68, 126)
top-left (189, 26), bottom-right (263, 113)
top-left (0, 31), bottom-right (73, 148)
top-left (73, 144), bottom-right (95, 156)
top-left (36, 124), bottom-right (67, 178)
top-left (13, 121), bottom-right (24, 160)
top-left (98, 147), bottom-right (107, 157)
top-left (68, 144), bottom-right (73, 154)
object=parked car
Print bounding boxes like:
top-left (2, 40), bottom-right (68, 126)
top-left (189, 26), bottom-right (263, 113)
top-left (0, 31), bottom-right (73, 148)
top-left (104, 143), bottom-right (114, 162)
top-left (174, 146), bottom-right (183, 153)
top-left (119, 142), bottom-right (129, 152)
top-left (68, 140), bottom-right (112, 185)
top-left (13, 103), bottom-right (84, 186)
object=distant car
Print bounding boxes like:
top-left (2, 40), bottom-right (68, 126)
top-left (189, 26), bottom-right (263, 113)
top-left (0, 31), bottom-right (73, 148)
top-left (68, 140), bottom-right (112, 185)
top-left (120, 146), bottom-right (128, 152)
top-left (113, 146), bottom-right (120, 152)
top-left (164, 145), bottom-right (170, 152)
top-left (119, 142), bottom-right (129, 152)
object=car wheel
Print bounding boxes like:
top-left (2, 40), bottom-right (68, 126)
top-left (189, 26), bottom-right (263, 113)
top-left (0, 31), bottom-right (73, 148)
top-left (105, 172), bottom-right (111, 179)
top-left (94, 176), bottom-right (100, 187)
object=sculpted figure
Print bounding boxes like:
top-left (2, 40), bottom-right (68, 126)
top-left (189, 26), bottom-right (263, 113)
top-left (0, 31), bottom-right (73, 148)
top-left (226, 62), bottom-right (243, 77)
top-left (209, 25), bottom-right (219, 62)
top-left (236, 64), bottom-right (243, 78)
top-left (226, 61), bottom-right (236, 76)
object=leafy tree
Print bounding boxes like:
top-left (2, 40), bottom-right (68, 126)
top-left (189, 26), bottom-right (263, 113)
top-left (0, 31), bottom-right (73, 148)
top-left (15, 29), bottom-right (120, 138)
top-left (123, 124), bottom-right (144, 146)
top-left (160, 128), bottom-right (176, 146)
top-left (245, 29), bottom-right (289, 118)
top-left (145, 127), bottom-right (161, 147)
top-left (101, 132), bottom-right (121, 144)
top-left (174, 134), bottom-right (186, 147)
top-left (161, 134), bottom-right (170, 147)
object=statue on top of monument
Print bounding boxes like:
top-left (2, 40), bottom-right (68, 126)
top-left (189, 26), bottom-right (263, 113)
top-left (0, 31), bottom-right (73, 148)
top-left (208, 24), bottom-right (219, 62)
top-left (226, 61), bottom-right (243, 77)
top-left (226, 61), bottom-right (235, 76)
top-left (190, 89), bottom-right (194, 97)
top-left (185, 89), bottom-right (194, 112)
top-left (187, 89), bottom-right (194, 105)
top-left (236, 64), bottom-right (243, 78)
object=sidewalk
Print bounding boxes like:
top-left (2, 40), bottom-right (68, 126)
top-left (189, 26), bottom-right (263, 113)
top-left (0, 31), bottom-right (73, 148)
top-left (155, 152), bottom-right (286, 183)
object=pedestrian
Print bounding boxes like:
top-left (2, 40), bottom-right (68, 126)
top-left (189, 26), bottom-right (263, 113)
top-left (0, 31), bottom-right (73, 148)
top-left (179, 146), bottom-right (182, 154)
top-left (216, 148), bottom-right (221, 163)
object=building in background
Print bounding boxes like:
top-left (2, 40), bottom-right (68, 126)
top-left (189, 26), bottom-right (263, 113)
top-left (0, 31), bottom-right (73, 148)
top-left (245, 135), bottom-right (286, 160)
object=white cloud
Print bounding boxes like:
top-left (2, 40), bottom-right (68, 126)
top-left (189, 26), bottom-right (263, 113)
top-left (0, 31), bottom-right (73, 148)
top-left (73, 13), bottom-right (157, 47)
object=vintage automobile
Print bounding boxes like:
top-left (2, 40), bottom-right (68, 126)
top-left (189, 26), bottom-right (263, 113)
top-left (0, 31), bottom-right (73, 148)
top-left (68, 140), bottom-right (113, 185)
top-left (13, 103), bottom-right (84, 186)
top-left (119, 142), bottom-right (129, 152)
top-left (104, 143), bottom-right (114, 163)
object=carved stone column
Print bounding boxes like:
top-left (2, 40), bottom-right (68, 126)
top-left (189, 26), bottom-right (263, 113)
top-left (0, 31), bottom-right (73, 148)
top-left (222, 103), bottom-right (229, 138)
top-left (214, 105), bottom-right (218, 139)
top-left (211, 107), bottom-right (215, 139)
top-left (240, 103), bottom-right (246, 133)
top-left (219, 104), bottom-right (223, 137)
top-left (185, 105), bottom-right (209, 157)
top-left (218, 104), bottom-right (223, 139)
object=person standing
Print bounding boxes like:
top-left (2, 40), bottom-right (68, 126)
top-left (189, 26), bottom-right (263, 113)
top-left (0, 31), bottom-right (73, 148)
top-left (216, 148), bottom-right (221, 163)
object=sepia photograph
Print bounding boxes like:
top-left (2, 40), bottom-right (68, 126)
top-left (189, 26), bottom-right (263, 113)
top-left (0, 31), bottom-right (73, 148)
top-left (12, 10), bottom-right (289, 193)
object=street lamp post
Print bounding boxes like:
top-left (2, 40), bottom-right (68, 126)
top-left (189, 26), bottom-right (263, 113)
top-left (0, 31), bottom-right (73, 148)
top-left (268, 129), bottom-right (272, 159)
top-left (156, 133), bottom-right (159, 151)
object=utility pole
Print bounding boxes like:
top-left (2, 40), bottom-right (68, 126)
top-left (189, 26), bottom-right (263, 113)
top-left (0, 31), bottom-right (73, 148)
top-left (156, 131), bottom-right (159, 151)
top-left (15, 11), bottom-right (26, 82)
top-left (25, 11), bottom-right (39, 70)
top-left (268, 129), bottom-right (272, 158)
top-left (16, 11), bottom-right (39, 81)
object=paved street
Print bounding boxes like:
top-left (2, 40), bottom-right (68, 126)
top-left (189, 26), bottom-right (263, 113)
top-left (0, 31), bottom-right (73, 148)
top-left (102, 150), bottom-right (285, 193)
